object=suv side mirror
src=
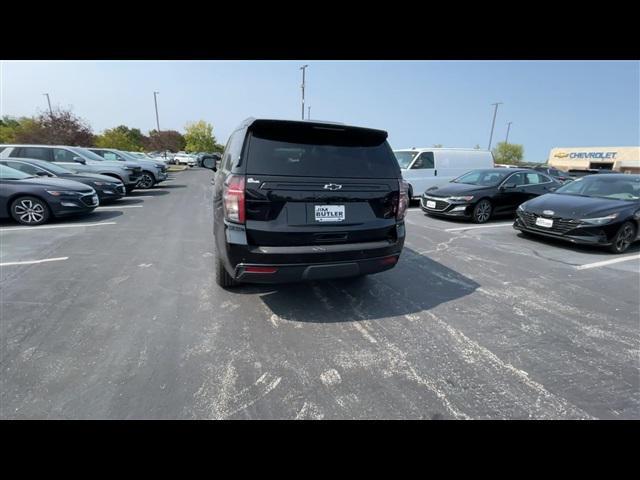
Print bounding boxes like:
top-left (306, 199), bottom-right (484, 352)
top-left (202, 157), bottom-right (217, 171)
top-left (72, 156), bottom-right (86, 164)
top-left (35, 171), bottom-right (52, 177)
top-left (502, 182), bottom-right (516, 190)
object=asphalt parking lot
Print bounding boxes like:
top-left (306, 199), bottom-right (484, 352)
top-left (1, 169), bottom-right (638, 419)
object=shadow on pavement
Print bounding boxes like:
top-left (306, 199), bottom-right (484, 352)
top-left (242, 246), bottom-right (479, 323)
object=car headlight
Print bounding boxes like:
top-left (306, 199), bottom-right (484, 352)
top-left (448, 195), bottom-right (474, 202)
top-left (517, 204), bottom-right (525, 212)
top-left (579, 213), bottom-right (618, 225)
top-left (92, 181), bottom-right (115, 187)
top-left (46, 190), bottom-right (82, 197)
top-left (124, 166), bottom-right (136, 171)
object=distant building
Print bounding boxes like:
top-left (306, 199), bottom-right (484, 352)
top-left (548, 146), bottom-right (640, 174)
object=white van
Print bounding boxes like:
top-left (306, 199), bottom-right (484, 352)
top-left (394, 148), bottom-right (495, 199)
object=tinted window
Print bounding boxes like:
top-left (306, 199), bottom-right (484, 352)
top-left (412, 152), bottom-right (434, 169)
top-left (3, 161), bottom-right (42, 175)
top-left (19, 147), bottom-right (50, 161)
top-left (454, 170), bottom-right (510, 186)
top-left (506, 173), bottom-right (526, 185)
top-left (0, 164), bottom-right (32, 179)
top-left (222, 131), bottom-right (243, 171)
top-left (53, 148), bottom-right (78, 162)
top-left (525, 172), bottom-right (550, 184)
top-left (246, 128), bottom-right (399, 178)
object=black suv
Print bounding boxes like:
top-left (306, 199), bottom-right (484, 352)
top-left (202, 118), bottom-right (408, 287)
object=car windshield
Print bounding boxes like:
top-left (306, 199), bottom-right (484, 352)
top-left (555, 175), bottom-right (640, 201)
top-left (394, 151), bottom-right (418, 169)
top-left (0, 164), bottom-right (33, 180)
top-left (70, 147), bottom-right (106, 162)
top-left (453, 169), bottom-right (510, 186)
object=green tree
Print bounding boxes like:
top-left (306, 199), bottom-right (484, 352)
top-left (184, 120), bottom-right (217, 153)
top-left (95, 125), bottom-right (146, 151)
top-left (0, 116), bottom-right (24, 143)
top-left (492, 142), bottom-right (524, 164)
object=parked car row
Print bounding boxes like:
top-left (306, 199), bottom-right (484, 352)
top-left (391, 146), bottom-right (639, 254)
top-left (0, 143), bottom-right (173, 226)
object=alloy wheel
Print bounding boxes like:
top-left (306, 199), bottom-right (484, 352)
top-left (13, 199), bottom-right (46, 224)
top-left (475, 201), bottom-right (491, 223)
top-left (137, 173), bottom-right (154, 189)
top-left (614, 223), bottom-right (635, 253)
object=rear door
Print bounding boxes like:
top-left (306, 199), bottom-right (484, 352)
top-left (242, 122), bottom-right (401, 247)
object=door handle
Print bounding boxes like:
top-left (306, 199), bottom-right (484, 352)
top-left (434, 170), bottom-right (438, 176)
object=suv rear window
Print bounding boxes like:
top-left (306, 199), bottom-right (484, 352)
top-left (245, 124), bottom-right (399, 178)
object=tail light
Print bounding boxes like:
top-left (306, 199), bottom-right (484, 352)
top-left (379, 255), bottom-right (399, 266)
top-left (396, 180), bottom-right (409, 220)
top-left (223, 175), bottom-right (245, 223)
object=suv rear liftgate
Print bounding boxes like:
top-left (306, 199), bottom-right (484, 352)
top-left (213, 119), bottom-right (408, 285)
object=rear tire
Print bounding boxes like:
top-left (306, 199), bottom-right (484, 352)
top-left (10, 196), bottom-right (50, 226)
top-left (215, 256), bottom-right (238, 288)
top-left (608, 221), bottom-right (636, 254)
top-left (472, 199), bottom-right (492, 224)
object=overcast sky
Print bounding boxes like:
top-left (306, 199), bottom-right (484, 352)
top-left (2, 60), bottom-right (638, 160)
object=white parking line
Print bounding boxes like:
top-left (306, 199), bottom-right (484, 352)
top-left (445, 223), bottom-right (513, 232)
top-left (95, 205), bottom-right (143, 209)
top-left (0, 222), bottom-right (117, 233)
top-left (575, 254), bottom-right (640, 270)
top-left (0, 257), bottom-right (68, 267)
top-left (124, 195), bottom-right (155, 199)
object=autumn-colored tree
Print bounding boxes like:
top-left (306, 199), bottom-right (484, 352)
top-left (143, 130), bottom-right (186, 152)
top-left (11, 108), bottom-right (95, 146)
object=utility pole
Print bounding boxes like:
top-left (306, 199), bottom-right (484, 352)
top-left (487, 102), bottom-right (503, 151)
top-left (43, 93), bottom-right (53, 116)
top-left (308, 106), bottom-right (311, 120)
top-left (300, 64), bottom-right (308, 120)
top-left (153, 91), bottom-right (161, 132)
top-left (505, 121), bottom-right (513, 144)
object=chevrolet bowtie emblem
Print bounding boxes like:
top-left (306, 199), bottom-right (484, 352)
top-left (323, 184), bottom-right (343, 191)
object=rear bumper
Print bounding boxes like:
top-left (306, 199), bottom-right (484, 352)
top-left (224, 229), bottom-right (405, 284)
top-left (235, 254), bottom-right (401, 283)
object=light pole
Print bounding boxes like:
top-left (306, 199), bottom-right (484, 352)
top-left (505, 121), bottom-right (513, 144)
top-left (153, 91), bottom-right (161, 133)
top-left (487, 102), bottom-right (503, 151)
top-left (300, 64), bottom-right (308, 120)
top-left (43, 93), bottom-right (53, 116)
top-left (308, 106), bottom-right (311, 120)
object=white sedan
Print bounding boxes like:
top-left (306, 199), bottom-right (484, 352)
top-left (173, 152), bottom-right (196, 167)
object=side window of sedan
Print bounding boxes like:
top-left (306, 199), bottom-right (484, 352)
top-left (4, 161), bottom-right (42, 175)
top-left (507, 173), bottom-right (526, 186)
